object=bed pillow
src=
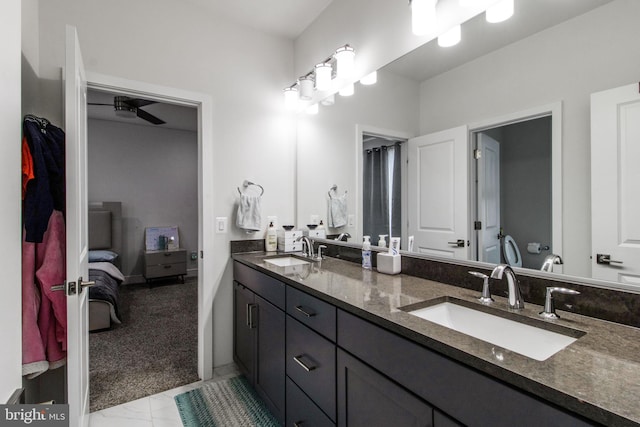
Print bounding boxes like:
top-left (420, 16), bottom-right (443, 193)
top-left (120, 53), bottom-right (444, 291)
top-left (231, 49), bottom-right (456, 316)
top-left (89, 250), bottom-right (119, 263)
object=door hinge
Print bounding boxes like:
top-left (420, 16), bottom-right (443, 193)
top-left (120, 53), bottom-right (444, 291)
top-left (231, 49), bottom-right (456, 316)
top-left (474, 149), bottom-right (482, 159)
top-left (474, 221), bottom-right (482, 230)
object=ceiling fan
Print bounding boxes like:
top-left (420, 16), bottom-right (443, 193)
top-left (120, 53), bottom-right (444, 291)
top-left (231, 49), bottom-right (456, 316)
top-left (88, 96), bottom-right (166, 125)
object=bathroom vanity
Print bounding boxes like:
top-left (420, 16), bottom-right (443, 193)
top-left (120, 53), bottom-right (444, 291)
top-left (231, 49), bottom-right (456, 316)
top-left (232, 250), bottom-right (640, 426)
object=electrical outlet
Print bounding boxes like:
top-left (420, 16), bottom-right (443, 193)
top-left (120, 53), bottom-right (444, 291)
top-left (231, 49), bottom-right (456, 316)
top-left (348, 214), bottom-right (355, 227)
top-left (267, 216), bottom-right (278, 228)
top-left (310, 215), bottom-right (319, 224)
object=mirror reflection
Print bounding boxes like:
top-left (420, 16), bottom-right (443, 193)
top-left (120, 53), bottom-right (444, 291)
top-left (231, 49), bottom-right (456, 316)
top-left (296, 0), bottom-right (640, 286)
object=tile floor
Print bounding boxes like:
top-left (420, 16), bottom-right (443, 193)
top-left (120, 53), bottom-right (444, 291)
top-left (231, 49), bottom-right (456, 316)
top-left (89, 363), bottom-right (240, 427)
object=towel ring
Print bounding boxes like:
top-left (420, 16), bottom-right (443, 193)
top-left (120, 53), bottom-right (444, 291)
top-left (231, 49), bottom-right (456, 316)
top-left (237, 180), bottom-right (264, 196)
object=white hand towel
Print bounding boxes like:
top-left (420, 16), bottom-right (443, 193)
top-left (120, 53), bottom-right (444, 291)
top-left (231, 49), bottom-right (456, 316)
top-left (236, 194), bottom-right (262, 232)
top-left (327, 193), bottom-right (347, 228)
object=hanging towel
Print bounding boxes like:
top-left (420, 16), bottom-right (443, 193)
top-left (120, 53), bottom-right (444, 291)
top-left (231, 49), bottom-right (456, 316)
top-left (236, 194), bottom-right (262, 232)
top-left (327, 192), bottom-right (348, 228)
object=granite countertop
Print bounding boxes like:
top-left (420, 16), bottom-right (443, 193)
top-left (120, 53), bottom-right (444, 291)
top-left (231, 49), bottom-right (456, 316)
top-left (233, 252), bottom-right (640, 426)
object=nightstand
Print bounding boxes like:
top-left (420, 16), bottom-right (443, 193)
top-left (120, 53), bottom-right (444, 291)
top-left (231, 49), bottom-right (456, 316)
top-left (143, 248), bottom-right (187, 283)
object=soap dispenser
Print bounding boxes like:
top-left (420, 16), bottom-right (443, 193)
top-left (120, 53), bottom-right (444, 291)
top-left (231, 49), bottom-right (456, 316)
top-left (265, 221), bottom-right (277, 252)
top-left (378, 235), bottom-right (388, 248)
top-left (362, 236), bottom-right (372, 270)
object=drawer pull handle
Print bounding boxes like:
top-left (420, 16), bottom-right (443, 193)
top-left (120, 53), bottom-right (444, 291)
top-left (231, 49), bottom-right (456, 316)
top-left (164, 253), bottom-right (172, 257)
top-left (247, 304), bottom-right (257, 328)
top-left (164, 265), bottom-right (172, 269)
top-left (293, 355), bottom-right (316, 372)
top-left (295, 305), bottom-right (316, 318)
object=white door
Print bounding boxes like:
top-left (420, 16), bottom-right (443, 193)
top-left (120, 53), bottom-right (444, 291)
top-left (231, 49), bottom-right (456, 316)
top-left (591, 82), bottom-right (640, 286)
top-left (476, 133), bottom-right (501, 264)
top-left (407, 126), bottom-right (469, 258)
top-left (65, 26), bottom-right (91, 427)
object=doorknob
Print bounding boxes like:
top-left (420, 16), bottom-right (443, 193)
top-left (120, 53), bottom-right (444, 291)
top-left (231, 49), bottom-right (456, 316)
top-left (596, 254), bottom-right (623, 265)
top-left (66, 276), bottom-right (96, 295)
top-left (448, 239), bottom-right (465, 248)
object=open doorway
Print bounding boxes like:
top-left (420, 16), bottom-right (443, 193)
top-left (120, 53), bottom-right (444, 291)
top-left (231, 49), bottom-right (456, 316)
top-left (85, 87), bottom-right (200, 411)
top-left (472, 116), bottom-right (553, 270)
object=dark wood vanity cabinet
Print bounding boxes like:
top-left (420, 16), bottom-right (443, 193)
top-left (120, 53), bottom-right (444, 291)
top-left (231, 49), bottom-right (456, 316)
top-left (233, 260), bottom-right (596, 427)
top-left (233, 263), bottom-right (285, 424)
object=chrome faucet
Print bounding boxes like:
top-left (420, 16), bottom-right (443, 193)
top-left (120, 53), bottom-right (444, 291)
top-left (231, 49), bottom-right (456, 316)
top-left (335, 233), bottom-right (351, 241)
top-left (490, 264), bottom-right (525, 310)
top-left (541, 254), bottom-right (563, 272)
top-left (296, 236), bottom-right (314, 258)
top-left (539, 287), bottom-right (580, 319)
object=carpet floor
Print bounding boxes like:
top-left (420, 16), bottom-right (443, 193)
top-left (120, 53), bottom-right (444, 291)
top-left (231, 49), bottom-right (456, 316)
top-left (89, 277), bottom-right (199, 412)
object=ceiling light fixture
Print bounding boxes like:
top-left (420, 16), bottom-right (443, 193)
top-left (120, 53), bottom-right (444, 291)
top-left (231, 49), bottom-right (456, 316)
top-left (486, 0), bottom-right (513, 23)
top-left (360, 71), bottom-right (378, 85)
top-left (438, 24), bottom-right (461, 47)
top-left (411, 0), bottom-right (437, 36)
top-left (335, 45), bottom-right (355, 80)
top-left (320, 94), bottom-right (335, 106)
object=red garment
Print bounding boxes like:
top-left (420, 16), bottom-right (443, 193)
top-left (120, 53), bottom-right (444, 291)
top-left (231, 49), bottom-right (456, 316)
top-left (22, 136), bottom-right (35, 200)
top-left (22, 210), bottom-right (67, 378)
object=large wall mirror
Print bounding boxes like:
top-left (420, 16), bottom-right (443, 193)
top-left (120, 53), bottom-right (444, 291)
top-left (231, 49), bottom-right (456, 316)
top-left (296, 0), bottom-right (640, 289)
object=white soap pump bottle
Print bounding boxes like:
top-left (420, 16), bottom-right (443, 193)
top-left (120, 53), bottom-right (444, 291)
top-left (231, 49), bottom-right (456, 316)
top-left (362, 236), bottom-right (372, 270)
top-left (265, 221), bottom-right (277, 252)
top-left (378, 234), bottom-right (388, 248)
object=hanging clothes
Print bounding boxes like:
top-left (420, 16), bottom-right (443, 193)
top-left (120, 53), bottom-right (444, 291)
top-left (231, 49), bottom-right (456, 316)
top-left (22, 115), bottom-right (67, 378)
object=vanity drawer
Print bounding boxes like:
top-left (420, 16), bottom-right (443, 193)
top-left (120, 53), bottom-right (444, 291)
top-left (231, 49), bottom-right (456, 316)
top-left (234, 261), bottom-right (285, 310)
top-left (287, 286), bottom-right (336, 341)
top-left (286, 377), bottom-right (334, 427)
top-left (286, 316), bottom-right (336, 421)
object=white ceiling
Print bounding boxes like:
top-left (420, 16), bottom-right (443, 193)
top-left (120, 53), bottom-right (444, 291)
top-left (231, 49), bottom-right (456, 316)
top-left (183, 0), bottom-right (335, 39)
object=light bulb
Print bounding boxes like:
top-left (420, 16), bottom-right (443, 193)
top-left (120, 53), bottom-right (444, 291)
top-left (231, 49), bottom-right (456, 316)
top-left (486, 0), bottom-right (513, 23)
top-left (411, 0), bottom-right (437, 36)
top-left (335, 45), bottom-right (355, 80)
top-left (360, 71), bottom-right (377, 85)
top-left (283, 87), bottom-right (299, 110)
top-left (438, 25), bottom-right (461, 47)
top-left (298, 76), bottom-right (314, 101)
top-left (339, 83), bottom-right (354, 97)
top-left (315, 63), bottom-right (332, 91)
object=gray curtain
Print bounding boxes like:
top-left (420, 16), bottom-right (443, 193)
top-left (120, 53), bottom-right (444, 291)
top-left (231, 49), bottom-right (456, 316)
top-left (363, 143), bottom-right (402, 245)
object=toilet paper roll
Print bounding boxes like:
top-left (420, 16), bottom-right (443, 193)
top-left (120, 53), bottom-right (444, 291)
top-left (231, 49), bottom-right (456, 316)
top-left (527, 242), bottom-right (541, 254)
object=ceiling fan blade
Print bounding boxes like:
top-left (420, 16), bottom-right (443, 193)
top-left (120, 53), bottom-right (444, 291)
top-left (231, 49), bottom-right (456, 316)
top-left (125, 98), bottom-right (156, 108)
top-left (136, 108), bottom-right (166, 125)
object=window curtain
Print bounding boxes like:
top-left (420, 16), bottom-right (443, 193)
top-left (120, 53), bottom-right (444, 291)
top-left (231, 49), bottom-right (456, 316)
top-left (363, 143), bottom-right (402, 244)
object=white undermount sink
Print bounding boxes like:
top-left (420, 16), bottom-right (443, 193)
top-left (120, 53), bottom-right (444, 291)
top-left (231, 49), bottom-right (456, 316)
top-left (407, 300), bottom-right (582, 361)
top-left (264, 257), bottom-right (310, 267)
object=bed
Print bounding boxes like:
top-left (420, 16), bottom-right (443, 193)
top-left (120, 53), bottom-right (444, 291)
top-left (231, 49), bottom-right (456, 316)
top-left (88, 202), bottom-right (125, 331)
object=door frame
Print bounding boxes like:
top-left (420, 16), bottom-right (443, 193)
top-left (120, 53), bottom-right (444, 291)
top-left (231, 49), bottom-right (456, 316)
top-left (467, 102), bottom-right (563, 273)
top-left (85, 71), bottom-right (214, 380)
top-left (356, 124), bottom-right (413, 247)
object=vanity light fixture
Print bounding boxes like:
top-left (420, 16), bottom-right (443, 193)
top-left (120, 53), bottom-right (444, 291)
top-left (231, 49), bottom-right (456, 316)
top-left (411, 0), bottom-right (438, 36)
top-left (315, 63), bottom-right (332, 91)
top-left (335, 45), bottom-right (356, 79)
top-left (339, 83), bottom-right (355, 97)
top-left (299, 76), bottom-right (314, 101)
top-left (438, 24), bottom-right (461, 47)
top-left (360, 71), bottom-right (378, 85)
top-left (486, 0), bottom-right (514, 23)
top-left (283, 86), bottom-right (299, 110)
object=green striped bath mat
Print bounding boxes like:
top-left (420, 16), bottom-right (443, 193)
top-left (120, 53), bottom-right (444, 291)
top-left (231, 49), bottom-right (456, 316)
top-left (174, 375), bottom-right (280, 426)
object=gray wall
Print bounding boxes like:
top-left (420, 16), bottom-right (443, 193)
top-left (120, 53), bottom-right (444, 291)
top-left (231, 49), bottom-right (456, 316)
top-left (499, 117), bottom-right (552, 269)
top-left (88, 118), bottom-right (198, 281)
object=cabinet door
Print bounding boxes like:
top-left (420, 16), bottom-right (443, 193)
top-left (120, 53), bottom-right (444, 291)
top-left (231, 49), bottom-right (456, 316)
top-left (233, 282), bottom-right (255, 382)
top-left (255, 295), bottom-right (286, 424)
top-left (338, 349), bottom-right (433, 427)
top-left (287, 377), bottom-right (335, 427)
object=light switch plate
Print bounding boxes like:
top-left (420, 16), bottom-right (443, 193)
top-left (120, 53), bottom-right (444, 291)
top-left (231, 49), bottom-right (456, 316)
top-left (215, 217), bottom-right (228, 234)
top-left (348, 214), bottom-right (355, 227)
